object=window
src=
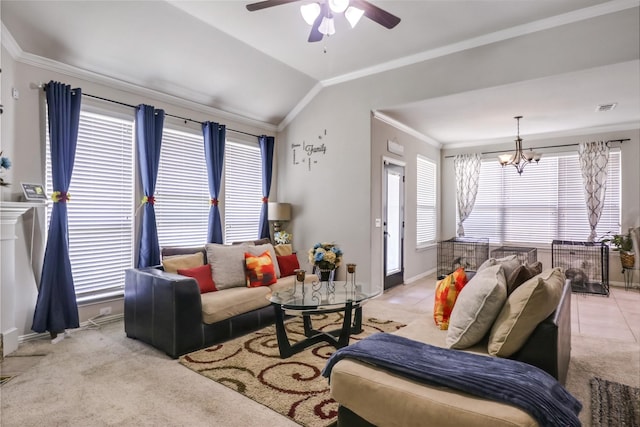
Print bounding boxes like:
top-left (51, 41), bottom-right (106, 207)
top-left (155, 128), bottom-right (209, 247)
top-left (416, 156), bottom-right (437, 246)
top-left (461, 150), bottom-right (621, 245)
top-left (224, 140), bottom-right (263, 243)
top-left (46, 109), bottom-right (134, 304)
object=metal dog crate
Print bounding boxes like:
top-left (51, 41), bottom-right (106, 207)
top-left (551, 240), bottom-right (609, 296)
top-left (491, 246), bottom-right (537, 265)
top-left (437, 237), bottom-right (489, 279)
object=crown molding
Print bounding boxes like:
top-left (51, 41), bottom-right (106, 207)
top-left (372, 111), bottom-right (442, 148)
top-left (277, 82), bottom-right (324, 132)
top-left (321, 0), bottom-right (640, 88)
top-left (1, 23), bottom-right (277, 133)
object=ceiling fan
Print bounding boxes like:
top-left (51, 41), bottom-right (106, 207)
top-left (246, 0), bottom-right (401, 42)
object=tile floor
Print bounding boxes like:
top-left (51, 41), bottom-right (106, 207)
top-left (378, 274), bottom-right (640, 344)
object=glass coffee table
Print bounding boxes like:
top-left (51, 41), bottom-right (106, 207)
top-left (269, 282), bottom-right (381, 358)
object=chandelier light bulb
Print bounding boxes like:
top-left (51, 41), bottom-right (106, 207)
top-left (328, 0), bottom-right (349, 14)
top-left (300, 3), bottom-right (321, 25)
top-left (345, 6), bottom-right (365, 28)
top-left (318, 16), bottom-right (336, 35)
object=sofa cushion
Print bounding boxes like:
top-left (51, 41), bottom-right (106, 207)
top-left (277, 254), bottom-right (300, 277)
top-left (506, 261), bottom-right (543, 295)
top-left (478, 254), bottom-right (521, 279)
top-left (177, 264), bottom-right (217, 294)
top-left (245, 250), bottom-right (277, 287)
top-left (446, 264), bottom-right (507, 349)
top-left (433, 268), bottom-right (468, 330)
top-left (248, 243), bottom-right (281, 278)
top-left (162, 252), bottom-right (204, 273)
top-left (200, 286), bottom-right (271, 324)
top-left (488, 267), bottom-right (564, 357)
top-left (206, 244), bottom-right (249, 290)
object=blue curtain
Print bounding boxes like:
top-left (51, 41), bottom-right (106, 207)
top-left (203, 122), bottom-right (226, 243)
top-left (258, 135), bottom-right (275, 239)
top-left (136, 105), bottom-right (164, 267)
top-left (32, 81), bottom-right (82, 335)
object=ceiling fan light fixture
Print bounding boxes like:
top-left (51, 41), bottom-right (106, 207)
top-left (300, 3), bottom-right (321, 25)
top-left (318, 16), bottom-right (336, 35)
top-left (345, 6), bottom-right (364, 28)
top-left (328, 0), bottom-right (349, 14)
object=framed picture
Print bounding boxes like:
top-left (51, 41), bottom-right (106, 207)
top-left (21, 183), bottom-right (48, 201)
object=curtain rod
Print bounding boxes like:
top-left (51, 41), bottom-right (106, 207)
top-left (444, 139), bottom-right (630, 158)
top-left (40, 85), bottom-right (264, 139)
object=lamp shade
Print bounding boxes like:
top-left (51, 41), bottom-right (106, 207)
top-left (268, 203), bottom-right (291, 221)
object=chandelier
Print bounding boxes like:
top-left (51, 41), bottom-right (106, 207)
top-left (498, 116), bottom-right (541, 175)
top-left (300, 0), bottom-right (365, 36)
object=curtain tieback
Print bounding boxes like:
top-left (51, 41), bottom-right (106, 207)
top-left (142, 195), bottom-right (155, 205)
top-left (52, 191), bottom-right (70, 203)
top-left (210, 198), bottom-right (219, 206)
top-left (262, 197), bottom-right (268, 203)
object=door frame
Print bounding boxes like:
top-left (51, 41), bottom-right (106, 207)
top-left (382, 156), bottom-right (406, 290)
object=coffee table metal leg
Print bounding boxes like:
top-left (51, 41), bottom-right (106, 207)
top-left (352, 305), bottom-right (363, 334)
top-left (273, 304), bottom-right (294, 358)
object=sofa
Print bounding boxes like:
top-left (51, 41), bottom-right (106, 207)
top-left (124, 239), bottom-right (317, 358)
top-left (328, 265), bottom-right (572, 427)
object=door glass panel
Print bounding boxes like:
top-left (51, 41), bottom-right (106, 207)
top-left (386, 170), bottom-right (401, 275)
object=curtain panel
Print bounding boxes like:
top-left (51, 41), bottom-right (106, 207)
top-left (578, 141), bottom-right (609, 242)
top-left (203, 121), bottom-right (226, 243)
top-left (32, 81), bottom-right (82, 336)
top-left (136, 105), bottom-right (164, 267)
top-left (454, 154), bottom-right (482, 237)
top-left (258, 136), bottom-right (275, 239)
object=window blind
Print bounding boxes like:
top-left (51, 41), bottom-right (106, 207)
top-left (46, 111), bottom-right (134, 304)
top-left (461, 150), bottom-right (621, 245)
top-left (156, 128), bottom-right (209, 248)
top-left (416, 155), bottom-right (437, 246)
top-left (224, 140), bottom-right (263, 243)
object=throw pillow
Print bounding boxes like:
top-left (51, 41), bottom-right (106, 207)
top-left (433, 268), bottom-right (468, 330)
top-left (277, 254), bottom-right (300, 277)
top-left (274, 244), bottom-right (293, 256)
top-left (162, 252), bottom-right (204, 274)
top-left (506, 261), bottom-right (543, 295)
top-left (206, 243), bottom-right (249, 290)
top-left (248, 244), bottom-right (281, 278)
top-left (245, 250), bottom-right (277, 287)
top-left (177, 264), bottom-right (217, 294)
top-left (446, 264), bottom-right (507, 349)
top-left (488, 268), bottom-right (564, 357)
top-left (478, 255), bottom-right (521, 279)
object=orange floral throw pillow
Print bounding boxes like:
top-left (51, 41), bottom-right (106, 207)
top-left (433, 268), bottom-right (468, 330)
top-left (245, 250), bottom-right (277, 288)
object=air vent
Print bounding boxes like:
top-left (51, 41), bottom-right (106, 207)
top-left (596, 103), bottom-right (617, 112)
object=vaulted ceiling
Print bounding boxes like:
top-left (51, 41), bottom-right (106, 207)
top-left (2, 0), bottom-right (639, 145)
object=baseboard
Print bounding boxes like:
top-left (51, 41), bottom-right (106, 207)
top-left (405, 268), bottom-right (436, 284)
top-left (19, 313), bottom-right (124, 343)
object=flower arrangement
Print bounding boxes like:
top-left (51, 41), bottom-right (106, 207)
top-left (308, 242), bottom-right (343, 271)
top-left (0, 151), bottom-right (11, 187)
top-left (274, 230), bottom-right (292, 245)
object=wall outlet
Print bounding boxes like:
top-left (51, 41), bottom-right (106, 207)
top-left (99, 307), bottom-right (112, 316)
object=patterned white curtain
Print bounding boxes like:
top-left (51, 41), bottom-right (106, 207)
top-left (578, 141), bottom-right (609, 242)
top-left (454, 154), bottom-right (482, 236)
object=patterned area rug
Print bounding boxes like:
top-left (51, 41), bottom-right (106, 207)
top-left (590, 377), bottom-right (640, 427)
top-left (179, 312), bottom-right (404, 427)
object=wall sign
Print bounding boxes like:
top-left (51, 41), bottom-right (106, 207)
top-left (291, 129), bottom-right (328, 172)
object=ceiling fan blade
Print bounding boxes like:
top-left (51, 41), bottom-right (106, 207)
top-left (352, 0), bottom-right (401, 29)
top-left (308, 2), bottom-right (326, 42)
top-left (246, 0), bottom-right (299, 12)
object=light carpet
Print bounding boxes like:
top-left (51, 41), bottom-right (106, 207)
top-left (179, 312), bottom-right (405, 427)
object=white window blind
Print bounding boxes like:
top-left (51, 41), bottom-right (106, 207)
top-left (224, 140), bottom-right (263, 243)
top-left (416, 155), bottom-right (437, 246)
top-left (156, 128), bottom-right (209, 247)
top-left (461, 150), bottom-right (621, 245)
top-left (46, 110), bottom-right (134, 304)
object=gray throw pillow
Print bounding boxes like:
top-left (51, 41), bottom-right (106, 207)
top-left (206, 243), bottom-right (249, 290)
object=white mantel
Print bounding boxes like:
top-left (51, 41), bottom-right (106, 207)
top-left (1, 201), bottom-right (45, 356)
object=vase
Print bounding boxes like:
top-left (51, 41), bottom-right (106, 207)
top-left (620, 251), bottom-right (635, 269)
top-left (316, 268), bottom-right (335, 282)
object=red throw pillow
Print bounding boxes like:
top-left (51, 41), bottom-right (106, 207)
top-left (245, 250), bottom-right (277, 287)
top-left (277, 254), bottom-right (300, 277)
top-left (177, 264), bottom-right (217, 294)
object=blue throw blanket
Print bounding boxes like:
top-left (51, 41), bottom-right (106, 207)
top-left (322, 333), bottom-right (581, 427)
